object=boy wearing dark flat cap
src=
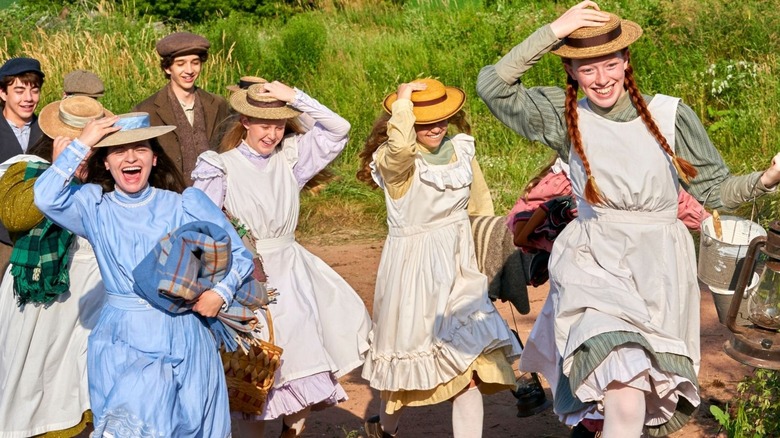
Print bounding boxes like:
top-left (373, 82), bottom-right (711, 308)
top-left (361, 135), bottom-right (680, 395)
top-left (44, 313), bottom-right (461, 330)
top-left (134, 32), bottom-right (229, 184)
top-left (0, 57), bottom-right (44, 161)
top-left (0, 56), bottom-right (45, 280)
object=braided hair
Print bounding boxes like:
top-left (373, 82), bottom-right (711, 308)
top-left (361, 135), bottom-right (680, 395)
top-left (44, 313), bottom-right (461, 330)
top-left (563, 49), bottom-right (697, 205)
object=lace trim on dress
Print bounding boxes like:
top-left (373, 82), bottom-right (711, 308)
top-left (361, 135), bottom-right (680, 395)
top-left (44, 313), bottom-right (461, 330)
top-left (107, 187), bottom-right (157, 208)
top-left (191, 150), bottom-right (226, 180)
top-left (92, 408), bottom-right (164, 438)
top-left (416, 134), bottom-right (476, 190)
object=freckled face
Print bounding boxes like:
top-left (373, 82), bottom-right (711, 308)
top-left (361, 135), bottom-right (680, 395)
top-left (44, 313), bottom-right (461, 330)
top-left (414, 119), bottom-right (449, 150)
top-left (103, 141), bottom-right (157, 194)
top-left (564, 52), bottom-right (628, 109)
top-left (241, 116), bottom-right (286, 156)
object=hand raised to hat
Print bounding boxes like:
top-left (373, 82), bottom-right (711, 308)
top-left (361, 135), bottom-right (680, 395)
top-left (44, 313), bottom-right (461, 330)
top-left (52, 136), bottom-right (73, 163)
top-left (77, 115), bottom-right (121, 148)
top-left (258, 81), bottom-right (296, 103)
top-left (550, 0), bottom-right (610, 40)
top-left (396, 82), bottom-right (427, 101)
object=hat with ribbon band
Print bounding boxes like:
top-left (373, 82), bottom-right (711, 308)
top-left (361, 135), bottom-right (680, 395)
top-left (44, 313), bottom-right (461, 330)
top-left (93, 113), bottom-right (176, 148)
top-left (551, 12), bottom-right (643, 59)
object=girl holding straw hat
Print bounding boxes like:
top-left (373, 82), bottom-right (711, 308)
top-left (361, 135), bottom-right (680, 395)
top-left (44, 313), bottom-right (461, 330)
top-left (356, 79), bottom-right (522, 438)
top-left (0, 96), bottom-right (108, 438)
top-left (477, 1), bottom-right (780, 435)
top-left (33, 111), bottom-right (255, 438)
top-left (192, 80), bottom-right (371, 437)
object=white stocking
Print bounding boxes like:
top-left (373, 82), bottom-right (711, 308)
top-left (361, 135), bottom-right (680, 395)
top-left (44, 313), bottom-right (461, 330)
top-left (602, 383), bottom-right (646, 438)
top-left (283, 406), bottom-right (311, 435)
top-left (452, 386), bottom-right (483, 438)
top-left (379, 399), bottom-right (402, 436)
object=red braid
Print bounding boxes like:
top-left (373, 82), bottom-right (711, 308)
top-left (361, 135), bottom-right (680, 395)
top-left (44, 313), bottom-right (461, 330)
top-left (623, 52), bottom-right (697, 183)
top-left (565, 73), bottom-right (605, 205)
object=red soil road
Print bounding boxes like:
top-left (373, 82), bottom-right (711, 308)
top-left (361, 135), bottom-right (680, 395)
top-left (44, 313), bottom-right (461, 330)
top-left (258, 239), bottom-right (751, 437)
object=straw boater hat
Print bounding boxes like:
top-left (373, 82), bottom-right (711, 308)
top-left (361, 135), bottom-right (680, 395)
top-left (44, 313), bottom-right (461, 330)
top-left (551, 12), bottom-right (643, 59)
top-left (382, 78), bottom-right (465, 124)
top-left (229, 83), bottom-right (302, 120)
top-left (93, 113), bottom-right (176, 148)
top-left (39, 96), bottom-right (114, 139)
top-left (226, 76), bottom-right (267, 93)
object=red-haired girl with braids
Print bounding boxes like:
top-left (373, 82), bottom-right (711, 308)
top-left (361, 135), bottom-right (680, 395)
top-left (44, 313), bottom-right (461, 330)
top-left (478, 1), bottom-right (780, 437)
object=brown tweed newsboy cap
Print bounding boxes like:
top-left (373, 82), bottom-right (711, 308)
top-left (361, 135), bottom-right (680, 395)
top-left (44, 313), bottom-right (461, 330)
top-left (63, 70), bottom-right (104, 97)
top-left (155, 32), bottom-right (210, 58)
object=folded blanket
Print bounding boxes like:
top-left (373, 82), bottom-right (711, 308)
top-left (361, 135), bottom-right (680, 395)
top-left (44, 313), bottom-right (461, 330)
top-left (470, 215), bottom-right (531, 314)
top-left (132, 221), bottom-right (265, 352)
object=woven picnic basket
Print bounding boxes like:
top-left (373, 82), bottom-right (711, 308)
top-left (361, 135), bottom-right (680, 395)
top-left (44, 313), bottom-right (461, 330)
top-left (220, 206), bottom-right (283, 413)
top-left (220, 306), bottom-right (283, 414)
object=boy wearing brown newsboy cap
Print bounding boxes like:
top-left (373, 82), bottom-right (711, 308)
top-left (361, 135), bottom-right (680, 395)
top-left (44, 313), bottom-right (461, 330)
top-left (133, 31), bottom-right (228, 184)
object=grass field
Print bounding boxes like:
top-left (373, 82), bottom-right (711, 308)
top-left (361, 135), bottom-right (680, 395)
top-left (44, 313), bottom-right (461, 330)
top-left (1, 0), bottom-right (778, 238)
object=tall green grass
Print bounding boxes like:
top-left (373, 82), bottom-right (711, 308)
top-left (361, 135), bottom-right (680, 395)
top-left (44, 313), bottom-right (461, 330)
top-left (2, 0), bottom-right (778, 237)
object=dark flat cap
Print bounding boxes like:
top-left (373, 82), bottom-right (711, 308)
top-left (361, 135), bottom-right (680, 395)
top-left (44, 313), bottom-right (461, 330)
top-left (0, 57), bottom-right (44, 81)
top-left (63, 70), bottom-right (104, 97)
top-left (156, 32), bottom-right (210, 58)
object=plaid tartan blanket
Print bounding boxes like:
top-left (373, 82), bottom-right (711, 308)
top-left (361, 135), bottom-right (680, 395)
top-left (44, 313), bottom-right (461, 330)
top-left (132, 221), bottom-right (264, 352)
top-left (9, 161), bottom-right (74, 305)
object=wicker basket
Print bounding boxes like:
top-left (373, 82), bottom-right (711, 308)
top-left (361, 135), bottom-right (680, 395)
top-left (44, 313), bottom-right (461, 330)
top-left (220, 307), bottom-right (283, 414)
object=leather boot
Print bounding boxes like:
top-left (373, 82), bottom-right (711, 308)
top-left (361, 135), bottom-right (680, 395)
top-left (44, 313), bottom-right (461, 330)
top-left (364, 415), bottom-right (395, 438)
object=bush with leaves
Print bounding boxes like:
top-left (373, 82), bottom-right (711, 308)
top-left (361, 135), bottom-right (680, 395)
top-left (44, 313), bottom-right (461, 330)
top-left (711, 368), bottom-right (780, 437)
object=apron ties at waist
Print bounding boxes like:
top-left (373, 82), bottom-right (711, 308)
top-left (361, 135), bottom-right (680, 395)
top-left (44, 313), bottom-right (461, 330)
top-left (388, 210), bottom-right (469, 237)
top-left (255, 233), bottom-right (295, 252)
top-left (577, 203), bottom-right (677, 225)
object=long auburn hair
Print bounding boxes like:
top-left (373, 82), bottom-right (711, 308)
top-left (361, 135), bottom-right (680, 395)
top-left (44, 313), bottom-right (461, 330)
top-left (85, 138), bottom-right (187, 193)
top-left (356, 109), bottom-right (471, 188)
top-left (564, 49), bottom-right (697, 205)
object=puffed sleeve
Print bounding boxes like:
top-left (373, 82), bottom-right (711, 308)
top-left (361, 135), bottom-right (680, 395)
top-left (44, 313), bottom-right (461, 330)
top-left (476, 24), bottom-right (570, 159)
top-left (191, 150), bottom-right (228, 208)
top-left (181, 187), bottom-right (254, 308)
top-left (373, 99), bottom-right (419, 199)
top-left (33, 139), bottom-right (103, 238)
top-left (674, 102), bottom-right (774, 209)
top-left (288, 89), bottom-right (351, 187)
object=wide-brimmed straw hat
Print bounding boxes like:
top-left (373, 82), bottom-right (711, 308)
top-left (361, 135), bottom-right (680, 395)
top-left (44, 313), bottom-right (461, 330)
top-left (382, 78), bottom-right (465, 124)
top-left (229, 83), bottom-right (302, 120)
top-left (39, 96), bottom-right (114, 139)
top-left (551, 13), bottom-right (642, 59)
top-left (226, 76), bottom-right (267, 93)
top-left (93, 113), bottom-right (176, 148)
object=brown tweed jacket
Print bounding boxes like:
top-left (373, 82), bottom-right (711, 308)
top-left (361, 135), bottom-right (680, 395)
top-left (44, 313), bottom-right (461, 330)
top-left (133, 86), bottom-right (229, 182)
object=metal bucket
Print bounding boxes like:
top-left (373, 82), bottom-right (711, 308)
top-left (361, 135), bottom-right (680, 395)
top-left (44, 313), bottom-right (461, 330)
top-left (698, 215), bottom-right (766, 290)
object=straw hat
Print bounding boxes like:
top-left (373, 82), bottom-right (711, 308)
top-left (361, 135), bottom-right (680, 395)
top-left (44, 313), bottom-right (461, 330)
top-left (0, 161), bottom-right (44, 233)
top-left (226, 76), bottom-right (267, 93)
top-left (93, 113), bottom-right (176, 148)
top-left (382, 78), bottom-right (465, 124)
top-left (39, 96), bottom-right (114, 139)
top-left (229, 84), bottom-right (302, 120)
top-left (551, 13), bottom-right (642, 59)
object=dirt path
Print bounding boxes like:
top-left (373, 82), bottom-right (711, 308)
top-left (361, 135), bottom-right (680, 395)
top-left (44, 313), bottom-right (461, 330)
top-left (261, 239), bottom-right (752, 437)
